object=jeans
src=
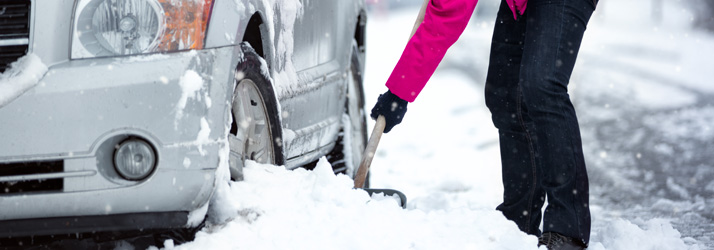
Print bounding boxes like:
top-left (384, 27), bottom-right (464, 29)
top-left (484, 0), bottom-right (596, 245)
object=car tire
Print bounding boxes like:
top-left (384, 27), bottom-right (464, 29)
top-left (228, 42), bottom-right (285, 181)
top-left (326, 41), bottom-right (369, 187)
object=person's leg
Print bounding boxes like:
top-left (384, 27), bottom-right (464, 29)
top-left (485, 0), bottom-right (545, 237)
top-left (518, 0), bottom-right (596, 245)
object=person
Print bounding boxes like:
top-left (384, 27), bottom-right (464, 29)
top-left (370, 0), bottom-right (597, 249)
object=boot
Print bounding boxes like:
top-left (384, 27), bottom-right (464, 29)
top-left (538, 232), bottom-right (587, 250)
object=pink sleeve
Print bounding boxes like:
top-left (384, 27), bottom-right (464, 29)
top-left (506, 0), bottom-right (528, 20)
top-left (385, 0), bottom-right (478, 102)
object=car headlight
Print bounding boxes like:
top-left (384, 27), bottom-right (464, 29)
top-left (72, 0), bottom-right (214, 59)
top-left (114, 138), bottom-right (157, 181)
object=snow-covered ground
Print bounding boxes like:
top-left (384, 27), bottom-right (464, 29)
top-left (575, 1), bottom-right (714, 247)
top-left (155, 0), bottom-right (711, 249)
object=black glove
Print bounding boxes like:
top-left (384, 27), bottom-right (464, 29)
top-left (370, 90), bottom-right (408, 133)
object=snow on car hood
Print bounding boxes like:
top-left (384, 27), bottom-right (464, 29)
top-left (0, 54), bottom-right (48, 108)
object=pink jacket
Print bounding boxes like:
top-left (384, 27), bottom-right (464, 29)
top-left (385, 0), bottom-right (527, 102)
top-left (507, 0), bottom-right (528, 20)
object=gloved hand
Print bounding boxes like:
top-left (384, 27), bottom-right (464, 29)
top-left (370, 90), bottom-right (408, 133)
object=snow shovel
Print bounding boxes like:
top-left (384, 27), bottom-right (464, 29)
top-left (354, 115), bottom-right (408, 208)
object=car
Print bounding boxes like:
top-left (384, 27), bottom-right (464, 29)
top-left (0, 0), bottom-right (368, 243)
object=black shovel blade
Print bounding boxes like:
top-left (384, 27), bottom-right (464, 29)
top-left (363, 188), bottom-right (407, 208)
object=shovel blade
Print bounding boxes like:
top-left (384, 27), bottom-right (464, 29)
top-left (363, 188), bottom-right (407, 208)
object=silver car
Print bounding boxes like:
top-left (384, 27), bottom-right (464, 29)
top-left (0, 0), bottom-right (367, 240)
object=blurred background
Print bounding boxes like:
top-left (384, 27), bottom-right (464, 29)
top-left (363, 0), bottom-right (714, 247)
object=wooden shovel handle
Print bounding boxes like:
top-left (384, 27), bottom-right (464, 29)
top-left (354, 115), bottom-right (386, 189)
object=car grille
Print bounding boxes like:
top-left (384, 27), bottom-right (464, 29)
top-left (0, 0), bottom-right (31, 73)
top-left (0, 161), bottom-right (64, 194)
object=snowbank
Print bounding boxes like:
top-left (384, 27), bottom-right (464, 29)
top-left (157, 158), bottom-right (700, 250)
top-left (0, 54), bottom-right (48, 108)
top-left (166, 158), bottom-right (540, 250)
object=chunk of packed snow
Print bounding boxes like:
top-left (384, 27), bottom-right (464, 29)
top-left (177, 70), bottom-right (204, 109)
top-left (183, 157), bottom-right (192, 169)
top-left (176, 70), bottom-right (205, 127)
top-left (196, 117), bottom-right (211, 156)
top-left (0, 54), bottom-right (47, 108)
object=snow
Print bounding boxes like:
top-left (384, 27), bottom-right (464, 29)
top-left (572, 2), bottom-right (714, 245)
top-left (196, 117), bottom-right (211, 156)
top-left (578, 2), bottom-right (714, 97)
top-left (169, 159), bottom-right (700, 250)
top-left (261, 0), bottom-right (302, 97)
top-left (235, 0), bottom-right (303, 99)
top-left (0, 54), bottom-right (48, 108)
top-left (177, 71), bottom-right (204, 111)
top-left (187, 202), bottom-right (209, 228)
top-left (206, 112), bottom-right (235, 221)
top-left (176, 70), bottom-right (206, 127)
top-left (172, 158), bottom-right (540, 250)
top-left (173, 70), bottom-right (215, 156)
top-left (577, 69), bottom-right (698, 110)
top-left (589, 219), bottom-right (695, 250)
top-left (340, 114), bottom-right (356, 177)
top-left (123, 53), bottom-right (171, 63)
top-left (282, 128), bottom-right (296, 145)
top-left (643, 106), bottom-right (714, 141)
top-left (666, 177), bottom-right (691, 200)
top-left (183, 157), bottom-right (192, 169)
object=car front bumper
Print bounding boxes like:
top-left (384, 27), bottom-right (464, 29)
top-left (0, 212), bottom-right (189, 238)
top-left (0, 46), bottom-right (239, 235)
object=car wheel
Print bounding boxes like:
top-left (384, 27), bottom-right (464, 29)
top-left (228, 43), bottom-right (285, 181)
top-left (327, 41), bottom-right (369, 187)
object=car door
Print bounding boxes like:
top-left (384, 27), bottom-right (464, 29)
top-left (280, 0), bottom-right (347, 167)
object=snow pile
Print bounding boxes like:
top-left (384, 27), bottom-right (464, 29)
top-left (160, 157), bottom-right (700, 250)
top-left (0, 54), bottom-right (47, 108)
top-left (168, 158), bottom-right (540, 250)
top-left (589, 219), bottom-right (700, 250)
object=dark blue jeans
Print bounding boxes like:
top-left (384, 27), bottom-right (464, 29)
top-left (485, 0), bottom-right (596, 245)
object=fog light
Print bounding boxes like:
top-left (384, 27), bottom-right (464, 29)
top-left (114, 139), bottom-right (156, 180)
